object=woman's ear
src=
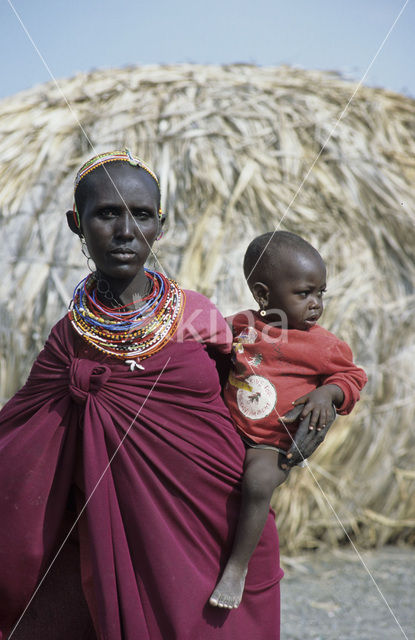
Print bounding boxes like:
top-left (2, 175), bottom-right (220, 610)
top-left (251, 282), bottom-right (269, 309)
top-left (156, 214), bottom-right (167, 240)
top-left (66, 210), bottom-right (82, 236)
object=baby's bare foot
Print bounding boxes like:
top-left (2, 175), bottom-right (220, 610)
top-left (209, 566), bottom-right (248, 609)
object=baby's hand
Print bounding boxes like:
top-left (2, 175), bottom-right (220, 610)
top-left (285, 385), bottom-right (343, 431)
top-left (281, 404), bottom-right (337, 467)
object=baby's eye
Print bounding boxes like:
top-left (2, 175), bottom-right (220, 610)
top-left (296, 291), bottom-right (309, 298)
top-left (318, 288), bottom-right (327, 297)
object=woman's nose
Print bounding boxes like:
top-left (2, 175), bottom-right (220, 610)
top-left (115, 211), bottom-right (135, 238)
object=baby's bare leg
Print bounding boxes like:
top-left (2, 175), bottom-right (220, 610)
top-left (209, 447), bottom-right (288, 609)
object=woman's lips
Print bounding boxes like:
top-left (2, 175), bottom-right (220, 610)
top-left (109, 249), bottom-right (136, 261)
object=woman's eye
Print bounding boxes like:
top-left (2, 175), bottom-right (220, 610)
top-left (133, 210), bottom-right (152, 219)
top-left (99, 209), bottom-right (115, 218)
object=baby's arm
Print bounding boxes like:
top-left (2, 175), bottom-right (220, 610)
top-left (286, 335), bottom-right (367, 432)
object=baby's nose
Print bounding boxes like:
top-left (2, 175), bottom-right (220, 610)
top-left (309, 295), bottom-right (321, 308)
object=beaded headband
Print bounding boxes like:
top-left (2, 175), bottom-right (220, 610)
top-left (72, 149), bottom-right (162, 229)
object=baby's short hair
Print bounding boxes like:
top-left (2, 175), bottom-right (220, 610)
top-left (243, 231), bottom-right (320, 284)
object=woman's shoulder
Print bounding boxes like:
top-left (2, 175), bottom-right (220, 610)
top-left (225, 309), bottom-right (257, 331)
top-left (39, 313), bottom-right (77, 361)
top-left (181, 288), bottom-right (228, 324)
top-left (49, 313), bottom-right (74, 341)
top-left (178, 289), bottom-right (232, 351)
top-left (182, 288), bottom-right (221, 311)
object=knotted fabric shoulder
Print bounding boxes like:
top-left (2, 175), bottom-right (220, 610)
top-left (69, 359), bottom-right (111, 406)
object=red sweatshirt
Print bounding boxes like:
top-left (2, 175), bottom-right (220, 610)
top-left (224, 310), bottom-right (367, 450)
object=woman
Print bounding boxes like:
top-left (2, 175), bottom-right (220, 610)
top-left (0, 150), bottom-right (331, 639)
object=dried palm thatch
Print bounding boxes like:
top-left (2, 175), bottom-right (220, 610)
top-left (0, 64), bottom-right (414, 552)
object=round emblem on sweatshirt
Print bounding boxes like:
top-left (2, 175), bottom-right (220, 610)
top-left (236, 375), bottom-right (277, 420)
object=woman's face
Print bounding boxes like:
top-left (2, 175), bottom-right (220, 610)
top-left (77, 163), bottom-right (161, 282)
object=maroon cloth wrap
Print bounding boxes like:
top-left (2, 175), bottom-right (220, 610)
top-left (69, 359), bottom-right (111, 406)
top-left (0, 290), bottom-right (282, 639)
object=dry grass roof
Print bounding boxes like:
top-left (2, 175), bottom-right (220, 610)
top-left (0, 64), bottom-right (414, 552)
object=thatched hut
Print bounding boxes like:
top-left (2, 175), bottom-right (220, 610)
top-left (1, 64), bottom-right (414, 552)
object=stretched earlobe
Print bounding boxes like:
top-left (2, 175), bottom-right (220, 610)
top-left (156, 213), bottom-right (167, 241)
top-left (66, 209), bottom-right (82, 236)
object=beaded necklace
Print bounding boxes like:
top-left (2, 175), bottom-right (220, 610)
top-left (69, 269), bottom-right (185, 370)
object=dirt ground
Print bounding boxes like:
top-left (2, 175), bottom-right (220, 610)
top-left (281, 546), bottom-right (414, 640)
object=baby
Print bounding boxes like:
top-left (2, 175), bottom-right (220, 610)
top-left (210, 231), bottom-right (367, 609)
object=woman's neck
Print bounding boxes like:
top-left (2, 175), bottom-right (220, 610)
top-left (95, 269), bottom-right (152, 310)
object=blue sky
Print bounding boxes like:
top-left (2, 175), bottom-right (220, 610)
top-left (1, 0), bottom-right (413, 100)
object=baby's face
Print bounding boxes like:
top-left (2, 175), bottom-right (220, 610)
top-left (263, 252), bottom-right (326, 331)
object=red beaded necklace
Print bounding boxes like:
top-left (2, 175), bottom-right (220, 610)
top-left (69, 270), bottom-right (185, 370)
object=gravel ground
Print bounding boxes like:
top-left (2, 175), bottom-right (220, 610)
top-left (281, 546), bottom-right (414, 640)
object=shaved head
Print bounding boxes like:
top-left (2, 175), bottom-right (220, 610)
top-left (243, 231), bottom-right (323, 286)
